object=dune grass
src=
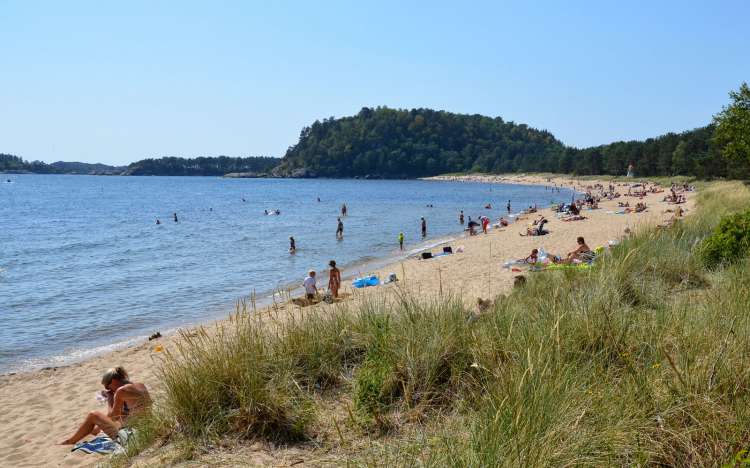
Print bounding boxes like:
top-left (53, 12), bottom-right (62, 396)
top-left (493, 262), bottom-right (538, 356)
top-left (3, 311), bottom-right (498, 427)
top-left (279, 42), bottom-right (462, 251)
top-left (126, 181), bottom-right (750, 467)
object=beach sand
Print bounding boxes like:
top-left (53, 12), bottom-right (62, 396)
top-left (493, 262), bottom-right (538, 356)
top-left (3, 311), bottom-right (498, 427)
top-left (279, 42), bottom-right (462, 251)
top-left (0, 174), bottom-right (695, 467)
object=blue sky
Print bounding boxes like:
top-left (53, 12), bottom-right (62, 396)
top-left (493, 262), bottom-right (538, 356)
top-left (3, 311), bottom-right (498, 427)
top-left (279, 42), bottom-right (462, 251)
top-left (1, 1), bottom-right (748, 165)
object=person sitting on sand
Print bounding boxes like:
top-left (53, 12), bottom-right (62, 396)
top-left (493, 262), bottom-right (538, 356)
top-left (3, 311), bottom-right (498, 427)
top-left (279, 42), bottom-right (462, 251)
top-left (328, 260), bottom-right (341, 298)
top-left (303, 270), bottom-right (317, 300)
top-left (523, 248), bottom-right (539, 264)
top-left (499, 217), bottom-right (509, 227)
top-left (563, 236), bottom-right (591, 263)
top-left (60, 367), bottom-right (151, 445)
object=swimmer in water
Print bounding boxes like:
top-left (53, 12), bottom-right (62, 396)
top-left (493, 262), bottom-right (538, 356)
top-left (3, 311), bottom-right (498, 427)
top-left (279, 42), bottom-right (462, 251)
top-left (398, 232), bottom-right (404, 250)
top-left (289, 236), bottom-right (296, 253)
top-left (173, 213), bottom-right (178, 223)
top-left (156, 219), bottom-right (161, 225)
top-left (336, 218), bottom-right (344, 239)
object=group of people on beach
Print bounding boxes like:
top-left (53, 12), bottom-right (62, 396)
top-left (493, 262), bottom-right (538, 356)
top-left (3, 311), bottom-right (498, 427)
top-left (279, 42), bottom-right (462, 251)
top-left (302, 260), bottom-right (341, 302)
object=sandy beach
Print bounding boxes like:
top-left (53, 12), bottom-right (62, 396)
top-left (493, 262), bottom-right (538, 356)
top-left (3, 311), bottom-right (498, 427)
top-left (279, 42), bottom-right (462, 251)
top-left (0, 174), bottom-right (695, 467)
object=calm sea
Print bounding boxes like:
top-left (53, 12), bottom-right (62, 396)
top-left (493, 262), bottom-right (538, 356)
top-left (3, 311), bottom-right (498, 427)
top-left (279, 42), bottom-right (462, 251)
top-left (0, 175), bottom-right (574, 373)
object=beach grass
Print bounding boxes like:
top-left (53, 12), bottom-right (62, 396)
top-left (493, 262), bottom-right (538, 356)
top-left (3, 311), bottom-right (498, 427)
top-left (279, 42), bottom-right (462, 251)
top-left (125, 181), bottom-right (750, 466)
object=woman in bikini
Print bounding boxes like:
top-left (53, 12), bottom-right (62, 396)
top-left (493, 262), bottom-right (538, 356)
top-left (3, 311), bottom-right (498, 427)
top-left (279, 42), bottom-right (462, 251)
top-left (328, 260), bottom-right (341, 298)
top-left (60, 367), bottom-right (151, 445)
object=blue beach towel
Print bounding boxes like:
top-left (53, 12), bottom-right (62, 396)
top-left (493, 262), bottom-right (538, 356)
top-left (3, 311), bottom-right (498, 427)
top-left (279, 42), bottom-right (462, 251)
top-left (72, 436), bottom-right (121, 455)
top-left (71, 428), bottom-right (133, 455)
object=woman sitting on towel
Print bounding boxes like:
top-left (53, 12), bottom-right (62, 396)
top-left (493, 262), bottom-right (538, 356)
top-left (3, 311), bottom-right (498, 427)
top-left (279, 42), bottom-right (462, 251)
top-left (563, 236), bottom-right (591, 263)
top-left (523, 248), bottom-right (539, 264)
top-left (60, 367), bottom-right (151, 445)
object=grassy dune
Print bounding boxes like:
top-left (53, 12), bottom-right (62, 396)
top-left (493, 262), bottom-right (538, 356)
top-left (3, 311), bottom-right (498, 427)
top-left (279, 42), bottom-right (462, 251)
top-left (124, 181), bottom-right (750, 467)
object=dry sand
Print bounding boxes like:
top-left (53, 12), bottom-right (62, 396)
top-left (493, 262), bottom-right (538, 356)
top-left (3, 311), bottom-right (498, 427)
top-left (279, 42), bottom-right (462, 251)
top-left (0, 174), bottom-right (695, 467)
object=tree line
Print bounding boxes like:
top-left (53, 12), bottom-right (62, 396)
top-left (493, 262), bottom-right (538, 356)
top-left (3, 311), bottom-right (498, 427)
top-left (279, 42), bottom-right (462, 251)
top-left (276, 83), bottom-right (749, 179)
top-left (0, 154), bottom-right (279, 176)
top-left (4, 83), bottom-right (749, 179)
top-left (123, 156), bottom-right (279, 176)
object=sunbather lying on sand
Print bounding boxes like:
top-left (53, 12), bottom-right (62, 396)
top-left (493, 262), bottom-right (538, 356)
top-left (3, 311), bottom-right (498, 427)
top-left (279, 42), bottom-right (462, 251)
top-left (520, 217), bottom-right (549, 236)
top-left (60, 367), bottom-right (151, 445)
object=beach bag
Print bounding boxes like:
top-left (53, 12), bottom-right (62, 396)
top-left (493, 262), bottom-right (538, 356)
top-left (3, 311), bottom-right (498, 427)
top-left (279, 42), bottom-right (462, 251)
top-left (421, 252), bottom-right (433, 259)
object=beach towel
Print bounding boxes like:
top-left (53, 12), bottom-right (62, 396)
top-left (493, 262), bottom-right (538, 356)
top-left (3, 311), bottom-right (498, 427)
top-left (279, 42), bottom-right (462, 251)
top-left (72, 436), bottom-right (123, 455)
top-left (71, 428), bottom-right (133, 456)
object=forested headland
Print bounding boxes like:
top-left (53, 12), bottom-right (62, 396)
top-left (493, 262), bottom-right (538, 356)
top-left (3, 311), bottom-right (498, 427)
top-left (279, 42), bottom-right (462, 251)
top-left (4, 83), bottom-right (749, 179)
top-left (275, 82), bottom-right (749, 179)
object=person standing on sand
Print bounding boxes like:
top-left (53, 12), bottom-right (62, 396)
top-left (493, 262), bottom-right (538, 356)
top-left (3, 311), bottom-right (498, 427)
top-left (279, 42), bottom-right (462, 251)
top-left (421, 217), bottom-right (427, 237)
top-left (398, 232), bottom-right (404, 250)
top-left (328, 260), bottom-right (341, 298)
top-left (303, 270), bottom-right (317, 300)
top-left (60, 367), bottom-right (151, 445)
top-left (336, 218), bottom-right (344, 239)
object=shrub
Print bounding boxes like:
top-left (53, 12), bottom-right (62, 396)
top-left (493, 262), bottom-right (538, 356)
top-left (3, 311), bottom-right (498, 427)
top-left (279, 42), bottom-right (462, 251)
top-left (699, 208), bottom-right (750, 268)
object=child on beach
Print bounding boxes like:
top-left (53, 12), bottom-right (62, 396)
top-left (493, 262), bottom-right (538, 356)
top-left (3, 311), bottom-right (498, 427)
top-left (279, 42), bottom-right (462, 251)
top-left (303, 270), bottom-right (317, 300)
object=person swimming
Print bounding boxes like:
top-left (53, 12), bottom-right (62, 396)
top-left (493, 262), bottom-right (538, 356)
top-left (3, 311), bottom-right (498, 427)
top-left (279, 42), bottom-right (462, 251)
top-left (289, 236), bottom-right (296, 253)
top-left (336, 218), bottom-right (344, 239)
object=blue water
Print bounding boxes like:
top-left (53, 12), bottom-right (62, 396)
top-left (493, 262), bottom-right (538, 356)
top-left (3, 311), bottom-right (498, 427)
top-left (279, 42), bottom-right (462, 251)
top-left (0, 175), bottom-right (574, 373)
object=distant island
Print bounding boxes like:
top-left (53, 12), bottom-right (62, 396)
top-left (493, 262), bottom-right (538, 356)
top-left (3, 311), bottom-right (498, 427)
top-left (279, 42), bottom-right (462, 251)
top-left (4, 88), bottom-right (749, 179)
top-left (0, 154), bottom-right (279, 177)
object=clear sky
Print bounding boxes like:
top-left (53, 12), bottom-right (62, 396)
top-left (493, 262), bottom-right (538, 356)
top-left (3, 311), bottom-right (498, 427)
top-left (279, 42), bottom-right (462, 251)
top-left (1, 1), bottom-right (748, 165)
